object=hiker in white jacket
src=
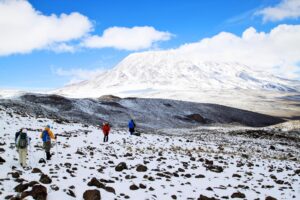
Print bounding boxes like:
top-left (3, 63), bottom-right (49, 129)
top-left (15, 129), bottom-right (31, 167)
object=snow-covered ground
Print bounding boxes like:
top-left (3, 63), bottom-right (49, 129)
top-left (0, 107), bottom-right (299, 200)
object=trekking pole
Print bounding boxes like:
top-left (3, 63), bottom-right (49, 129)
top-left (27, 145), bottom-right (31, 168)
top-left (55, 136), bottom-right (58, 159)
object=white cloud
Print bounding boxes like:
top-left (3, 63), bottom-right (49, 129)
top-left (256, 0), bottom-right (300, 22)
top-left (48, 43), bottom-right (76, 53)
top-left (82, 26), bottom-right (173, 51)
top-left (173, 24), bottom-right (300, 79)
top-left (53, 67), bottom-right (106, 84)
top-left (0, 0), bottom-right (92, 56)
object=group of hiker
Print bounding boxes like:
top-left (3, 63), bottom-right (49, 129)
top-left (15, 125), bottom-right (56, 168)
top-left (15, 119), bottom-right (136, 168)
top-left (101, 119), bottom-right (136, 142)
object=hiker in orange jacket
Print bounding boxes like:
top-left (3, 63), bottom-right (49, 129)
top-left (102, 122), bottom-right (110, 142)
top-left (40, 125), bottom-right (56, 160)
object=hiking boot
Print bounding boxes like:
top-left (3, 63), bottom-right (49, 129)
top-left (46, 152), bottom-right (51, 160)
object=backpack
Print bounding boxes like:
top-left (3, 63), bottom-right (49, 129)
top-left (128, 121), bottom-right (135, 129)
top-left (15, 131), bottom-right (21, 143)
top-left (18, 132), bottom-right (28, 149)
top-left (42, 130), bottom-right (50, 142)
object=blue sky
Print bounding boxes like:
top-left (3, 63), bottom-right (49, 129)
top-left (0, 0), bottom-right (300, 90)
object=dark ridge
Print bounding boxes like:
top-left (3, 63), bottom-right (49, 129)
top-left (21, 94), bottom-right (73, 111)
top-left (285, 116), bottom-right (300, 120)
top-left (100, 102), bottom-right (125, 109)
top-left (0, 93), bottom-right (286, 129)
top-left (200, 103), bottom-right (285, 127)
top-left (123, 97), bottom-right (138, 100)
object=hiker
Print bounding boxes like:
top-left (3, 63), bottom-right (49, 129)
top-left (40, 125), bottom-right (56, 160)
top-left (102, 122), bottom-right (110, 142)
top-left (15, 129), bottom-right (31, 167)
top-left (128, 119), bottom-right (136, 135)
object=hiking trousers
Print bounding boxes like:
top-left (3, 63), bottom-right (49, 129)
top-left (103, 134), bottom-right (109, 142)
top-left (43, 141), bottom-right (52, 160)
top-left (18, 148), bottom-right (27, 167)
top-left (129, 128), bottom-right (135, 135)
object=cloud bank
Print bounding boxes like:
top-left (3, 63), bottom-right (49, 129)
top-left (0, 0), bottom-right (172, 55)
top-left (256, 0), bottom-right (300, 22)
top-left (0, 0), bottom-right (92, 56)
top-left (174, 24), bottom-right (300, 79)
top-left (82, 26), bottom-right (173, 51)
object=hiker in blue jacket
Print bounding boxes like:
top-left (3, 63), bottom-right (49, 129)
top-left (128, 119), bottom-right (136, 135)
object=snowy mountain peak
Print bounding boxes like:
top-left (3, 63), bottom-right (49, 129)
top-left (55, 50), bottom-right (299, 99)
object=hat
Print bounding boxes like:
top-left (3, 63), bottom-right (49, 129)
top-left (22, 129), bottom-right (27, 133)
top-left (46, 125), bottom-right (51, 128)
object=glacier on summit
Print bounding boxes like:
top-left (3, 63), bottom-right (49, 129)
top-left (54, 51), bottom-right (300, 117)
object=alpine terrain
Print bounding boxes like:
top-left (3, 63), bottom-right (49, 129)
top-left (55, 51), bottom-right (300, 118)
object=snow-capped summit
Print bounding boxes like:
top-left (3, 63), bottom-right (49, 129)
top-left (55, 50), bottom-right (299, 99)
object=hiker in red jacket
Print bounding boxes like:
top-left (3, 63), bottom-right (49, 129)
top-left (102, 122), bottom-right (110, 142)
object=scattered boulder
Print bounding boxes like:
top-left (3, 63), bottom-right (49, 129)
top-left (21, 191), bottom-right (31, 199)
top-left (14, 183), bottom-right (29, 192)
top-left (83, 189), bottom-right (101, 200)
top-left (4, 195), bottom-right (14, 199)
top-left (76, 149), bottom-right (85, 156)
top-left (195, 174), bottom-right (205, 178)
top-left (198, 194), bottom-right (218, 200)
top-left (38, 158), bottom-right (46, 164)
top-left (232, 174), bottom-right (241, 178)
top-left (32, 168), bottom-right (42, 174)
top-left (11, 172), bottom-right (20, 178)
top-left (115, 162), bottom-right (127, 172)
top-left (31, 185), bottom-right (47, 200)
top-left (39, 174), bottom-right (52, 184)
top-left (0, 156), bottom-right (6, 163)
top-left (275, 180), bottom-right (284, 184)
top-left (136, 164), bottom-right (148, 172)
top-left (269, 145), bottom-right (276, 150)
top-left (205, 159), bottom-right (213, 165)
top-left (67, 189), bottom-right (76, 198)
top-left (265, 196), bottom-right (277, 200)
top-left (28, 181), bottom-right (39, 187)
top-left (87, 178), bottom-right (105, 189)
top-left (105, 186), bottom-right (116, 194)
top-left (130, 184), bottom-right (139, 190)
top-left (139, 183), bottom-right (147, 189)
top-left (231, 192), bottom-right (246, 198)
top-left (124, 153), bottom-right (133, 157)
top-left (50, 184), bottom-right (59, 191)
top-left (206, 165), bottom-right (223, 173)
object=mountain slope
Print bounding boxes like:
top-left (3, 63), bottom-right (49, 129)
top-left (54, 51), bottom-right (300, 118)
top-left (56, 51), bottom-right (299, 97)
top-left (0, 106), bottom-right (299, 200)
top-left (0, 94), bottom-right (286, 128)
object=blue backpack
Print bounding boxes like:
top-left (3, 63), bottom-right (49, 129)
top-left (128, 120), bottom-right (135, 129)
top-left (42, 130), bottom-right (50, 142)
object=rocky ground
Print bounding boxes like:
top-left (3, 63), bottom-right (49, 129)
top-left (0, 107), bottom-right (299, 200)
